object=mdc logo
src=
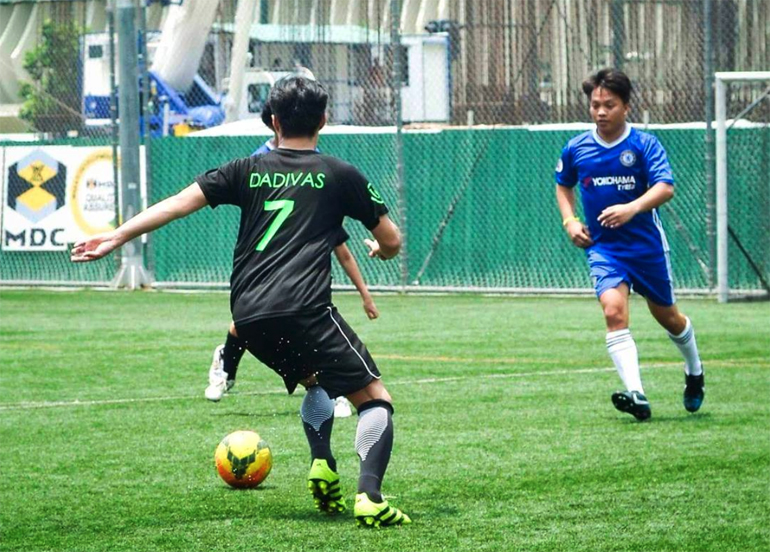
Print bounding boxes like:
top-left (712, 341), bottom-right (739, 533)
top-left (6, 149), bottom-right (66, 223)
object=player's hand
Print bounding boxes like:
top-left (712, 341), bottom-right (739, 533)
top-left (363, 298), bottom-right (379, 320)
top-left (565, 220), bottom-right (593, 248)
top-left (598, 203), bottom-right (639, 229)
top-left (364, 238), bottom-right (386, 260)
top-left (70, 232), bottom-right (123, 262)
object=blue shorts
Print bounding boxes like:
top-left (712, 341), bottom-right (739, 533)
top-left (587, 248), bottom-right (676, 306)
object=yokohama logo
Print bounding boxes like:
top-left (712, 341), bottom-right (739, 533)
top-left (591, 175), bottom-right (636, 187)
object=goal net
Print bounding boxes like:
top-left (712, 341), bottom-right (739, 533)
top-left (715, 72), bottom-right (770, 302)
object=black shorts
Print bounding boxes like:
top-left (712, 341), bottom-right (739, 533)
top-left (235, 306), bottom-right (381, 398)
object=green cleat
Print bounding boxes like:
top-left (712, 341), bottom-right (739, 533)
top-left (354, 493), bottom-right (411, 528)
top-left (307, 459), bottom-right (346, 514)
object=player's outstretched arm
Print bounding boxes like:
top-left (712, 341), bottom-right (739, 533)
top-left (598, 182), bottom-right (674, 229)
top-left (555, 184), bottom-right (593, 248)
top-left (334, 243), bottom-right (379, 320)
top-left (364, 215), bottom-right (401, 260)
top-left (70, 183), bottom-right (209, 262)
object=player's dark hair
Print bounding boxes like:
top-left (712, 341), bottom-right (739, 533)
top-left (261, 102), bottom-right (274, 131)
top-left (582, 68), bottom-right (633, 104)
top-left (268, 76), bottom-right (328, 138)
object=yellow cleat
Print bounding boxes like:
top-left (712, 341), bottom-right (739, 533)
top-left (354, 493), bottom-right (411, 528)
top-left (307, 459), bottom-right (346, 514)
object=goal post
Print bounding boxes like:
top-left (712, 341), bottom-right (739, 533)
top-left (714, 71), bottom-right (770, 303)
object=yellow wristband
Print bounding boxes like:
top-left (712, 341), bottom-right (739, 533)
top-left (562, 216), bottom-right (580, 226)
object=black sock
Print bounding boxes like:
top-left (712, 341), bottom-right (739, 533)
top-left (222, 331), bottom-right (246, 381)
top-left (301, 386), bottom-right (336, 471)
top-left (356, 400), bottom-right (394, 503)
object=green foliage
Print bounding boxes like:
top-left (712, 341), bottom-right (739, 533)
top-left (0, 292), bottom-right (768, 551)
top-left (19, 20), bottom-right (82, 135)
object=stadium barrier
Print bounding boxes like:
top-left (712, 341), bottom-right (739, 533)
top-left (1, 125), bottom-right (767, 293)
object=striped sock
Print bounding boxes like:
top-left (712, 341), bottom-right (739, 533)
top-left (668, 317), bottom-right (703, 376)
top-left (356, 400), bottom-right (394, 503)
top-left (606, 329), bottom-right (644, 393)
top-left (301, 386), bottom-right (336, 471)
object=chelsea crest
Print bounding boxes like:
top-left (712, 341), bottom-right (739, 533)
top-left (619, 150), bottom-right (636, 167)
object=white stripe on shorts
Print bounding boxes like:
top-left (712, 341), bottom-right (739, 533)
top-left (664, 250), bottom-right (676, 304)
top-left (327, 307), bottom-right (380, 380)
top-left (652, 208), bottom-right (671, 253)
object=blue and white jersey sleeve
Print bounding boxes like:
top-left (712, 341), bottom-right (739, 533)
top-left (642, 136), bottom-right (674, 186)
top-left (252, 141), bottom-right (321, 157)
top-left (555, 144), bottom-right (578, 187)
top-left (251, 139), bottom-right (275, 157)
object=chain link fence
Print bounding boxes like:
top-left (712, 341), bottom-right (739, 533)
top-left (0, 0), bottom-right (767, 296)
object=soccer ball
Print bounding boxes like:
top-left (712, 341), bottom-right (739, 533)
top-left (215, 430), bottom-right (272, 489)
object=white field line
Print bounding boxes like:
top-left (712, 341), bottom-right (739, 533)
top-left (0, 390), bottom-right (286, 411)
top-left (1, 358), bottom-right (765, 412)
top-left (404, 364), bottom-right (627, 385)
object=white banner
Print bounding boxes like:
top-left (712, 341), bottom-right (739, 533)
top-left (0, 145), bottom-right (143, 252)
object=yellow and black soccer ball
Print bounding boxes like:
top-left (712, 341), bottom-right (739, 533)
top-left (215, 430), bottom-right (272, 489)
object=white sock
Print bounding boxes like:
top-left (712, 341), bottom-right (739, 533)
top-left (667, 317), bottom-right (703, 376)
top-left (606, 329), bottom-right (644, 393)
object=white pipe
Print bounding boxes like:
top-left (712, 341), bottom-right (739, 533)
top-left (715, 71), bottom-right (770, 81)
top-left (151, 0), bottom-right (220, 91)
top-left (713, 71), bottom-right (770, 303)
top-left (0, 3), bottom-right (34, 102)
top-left (309, 0), bottom-right (318, 27)
top-left (85, 0), bottom-right (106, 31)
top-left (224, 0), bottom-right (257, 123)
top-left (714, 76), bottom-right (728, 303)
top-left (9, 4), bottom-right (38, 98)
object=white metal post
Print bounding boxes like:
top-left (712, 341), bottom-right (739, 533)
top-left (224, 0), bottom-right (257, 123)
top-left (714, 76), bottom-right (728, 303)
top-left (713, 71), bottom-right (770, 303)
top-left (113, 0), bottom-right (152, 290)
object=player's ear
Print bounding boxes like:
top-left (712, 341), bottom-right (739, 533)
top-left (317, 113), bottom-right (327, 132)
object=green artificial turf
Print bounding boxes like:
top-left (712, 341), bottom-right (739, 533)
top-left (0, 290), bottom-right (768, 551)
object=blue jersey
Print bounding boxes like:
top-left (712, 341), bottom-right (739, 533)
top-left (251, 139), bottom-right (276, 157)
top-left (251, 139), bottom-right (320, 157)
top-left (555, 126), bottom-right (674, 257)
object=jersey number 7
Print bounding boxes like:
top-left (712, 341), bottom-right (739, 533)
top-left (256, 199), bottom-right (295, 251)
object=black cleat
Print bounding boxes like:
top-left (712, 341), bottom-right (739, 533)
top-left (612, 390), bottom-right (652, 421)
top-left (683, 371), bottom-right (705, 413)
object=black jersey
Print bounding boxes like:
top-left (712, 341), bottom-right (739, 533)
top-left (333, 227), bottom-right (350, 247)
top-left (195, 149), bottom-right (388, 324)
